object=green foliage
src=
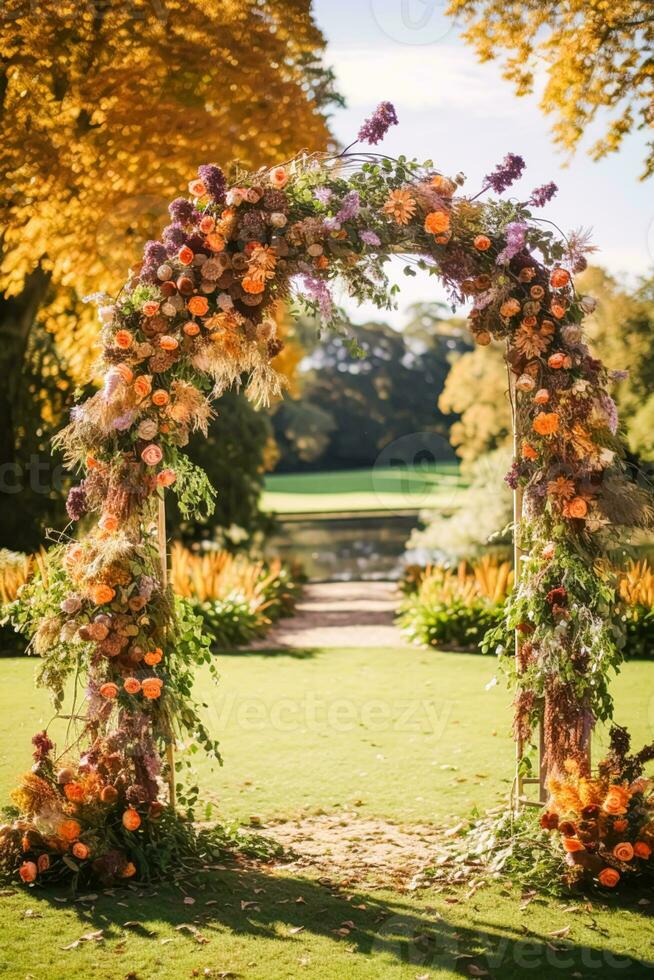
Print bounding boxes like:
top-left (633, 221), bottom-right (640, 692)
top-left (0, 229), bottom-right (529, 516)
top-left (399, 594), bottom-right (504, 651)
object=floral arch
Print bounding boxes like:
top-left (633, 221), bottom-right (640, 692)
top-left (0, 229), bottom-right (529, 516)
top-left (3, 105), bottom-right (651, 887)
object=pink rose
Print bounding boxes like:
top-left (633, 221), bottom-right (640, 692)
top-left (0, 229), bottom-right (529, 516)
top-left (141, 444), bottom-right (163, 467)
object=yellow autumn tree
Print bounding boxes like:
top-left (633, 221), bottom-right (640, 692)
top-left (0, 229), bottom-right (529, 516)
top-left (448, 0), bottom-right (654, 178)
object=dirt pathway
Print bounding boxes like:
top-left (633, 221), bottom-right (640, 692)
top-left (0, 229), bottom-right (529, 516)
top-left (250, 580), bottom-right (408, 649)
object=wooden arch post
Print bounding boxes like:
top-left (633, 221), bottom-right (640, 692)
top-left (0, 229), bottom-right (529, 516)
top-left (157, 495), bottom-right (177, 809)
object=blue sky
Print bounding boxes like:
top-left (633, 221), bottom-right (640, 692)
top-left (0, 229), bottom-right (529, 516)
top-left (312, 0), bottom-right (653, 326)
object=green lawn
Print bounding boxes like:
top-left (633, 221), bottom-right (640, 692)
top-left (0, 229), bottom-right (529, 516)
top-left (261, 464), bottom-right (466, 515)
top-left (1, 649), bottom-right (653, 978)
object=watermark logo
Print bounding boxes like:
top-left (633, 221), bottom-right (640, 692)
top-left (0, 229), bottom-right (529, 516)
top-left (370, 0), bottom-right (457, 45)
top-left (372, 431), bottom-right (459, 511)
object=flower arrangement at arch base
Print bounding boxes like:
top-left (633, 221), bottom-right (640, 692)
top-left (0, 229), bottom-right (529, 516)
top-left (2, 101), bottom-right (652, 889)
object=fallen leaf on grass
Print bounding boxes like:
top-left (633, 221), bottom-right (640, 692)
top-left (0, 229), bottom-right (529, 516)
top-left (548, 926), bottom-right (571, 939)
top-left (183, 896), bottom-right (196, 906)
top-left (61, 929), bottom-right (105, 950)
top-left (175, 924), bottom-right (209, 945)
top-left (123, 921), bottom-right (156, 937)
top-left (23, 909), bottom-right (42, 919)
top-left (288, 926), bottom-right (304, 935)
top-left (240, 900), bottom-right (260, 911)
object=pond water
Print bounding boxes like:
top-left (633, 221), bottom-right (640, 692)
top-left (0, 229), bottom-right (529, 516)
top-left (266, 514), bottom-right (420, 582)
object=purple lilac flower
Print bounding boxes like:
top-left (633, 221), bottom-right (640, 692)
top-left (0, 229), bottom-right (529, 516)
top-left (140, 265), bottom-right (160, 284)
top-left (484, 153), bottom-right (526, 194)
top-left (337, 190), bottom-right (360, 222)
top-left (323, 217), bottom-right (341, 232)
top-left (600, 392), bottom-right (619, 435)
top-left (162, 223), bottom-right (187, 248)
top-left (66, 484), bottom-right (87, 521)
top-left (504, 461), bottom-right (521, 490)
top-left (302, 275), bottom-right (333, 320)
top-left (198, 163), bottom-right (226, 202)
top-left (357, 101), bottom-right (398, 145)
top-left (168, 197), bottom-right (195, 223)
top-left (610, 369), bottom-right (629, 382)
top-left (31, 730), bottom-right (54, 762)
top-left (360, 230), bottom-right (381, 246)
top-left (143, 240), bottom-right (168, 266)
top-left (314, 187), bottom-right (332, 205)
top-left (103, 368), bottom-right (123, 401)
top-left (528, 182), bottom-right (558, 208)
top-left (473, 289), bottom-right (495, 311)
top-left (496, 221), bottom-right (528, 264)
top-left (113, 410), bottom-right (134, 431)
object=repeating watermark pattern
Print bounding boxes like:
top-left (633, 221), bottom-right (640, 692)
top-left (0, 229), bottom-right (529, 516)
top-left (0, 455), bottom-right (65, 495)
top-left (370, 0), bottom-right (458, 45)
top-left (372, 431), bottom-right (459, 510)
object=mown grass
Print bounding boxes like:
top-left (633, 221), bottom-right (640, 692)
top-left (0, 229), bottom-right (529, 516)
top-left (261, 464), bottom-right (466, 515)
top-left (1, 649), bottom-right (653, 978)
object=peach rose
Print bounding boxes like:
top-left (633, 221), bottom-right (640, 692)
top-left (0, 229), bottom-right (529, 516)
top-left (473, 235), bottom-right (491, 251)
top-left (114, 330), bottom-right (133, 349)
top-left (144, 648), bottom-right (163, 666)
top-left (156, 468), bottom-right (176, 488)
top-left (563, 837), bottom-right (585, 853)
top-left (133, 375), bottom-right (152, 400)
top-left (183, 321), bottom-right (200, 336)
top-left (603, 786), bottom-right (630, 816)
top-left (564, 496), bottom-right (588, 519)
top-left (242, 277), bottom-right (265, 295)
top-left (199, 215), bottom-right (215, 234)
top-left (151, 389), bottom-right (169, 407)
top-left (177, 244), bottom-right (194, 266)
top-left (598, 867), bottom-right (620, 888)
top-left (58, 819), bottom-right (82, 842)
top-left (142, 300), bottom-right (160, 317)
top-left (500, 299), bottom-right (521, 318)
top-left (159, 335), bottom-right (179, 351)
top-left (116, 363), bottom-right (134, 384)
top-left (72, 842), bottom-right (90, 860)
top-left (634, 841), bottom-right (652, 860)
top-left (530, 285), bottom-right (545, 300)
top-left (122, 861), bottom-right (137, 878)
top-left (187, 295), bottom-right (209, 316)
top-left (99, 682), bottom-right (119, 699)
top-left (516, 374), bottom-right (535, 392)
top-left (533, 412), bottom-right (559, 436)
top-left (37, 854), bottom-right (50, 873)
top-left (90, 584), bottom-right (116, 605)
top-left (613, 842), bottom-right (634, 863)
top-left (550, 303), bottom-right (566, 319)
top-left (534, 388), bottom-right (550, 405)
top-left (550, 268), bottom-right (570, 289)
top-left (19, 861), bottom-right (37, 883)
top-left (205, 233), bottom-right (226, 253)
top-left (613, 818), bottom-right (628, 833)
top-left (141, 444), bottom-right (163, 467)
top-left (188, 178), bottom-right (207, 197)
top-left (64, 782), bottom-right (85, 803)
top-left (431, 175), bottom-right (456, 197)
top-left (547, 352), bottom-right (566, 369)
top-left (136, 418), bottom-right (157, 440)
top-left (424, 211), bottom-right (451, 235)
top-left (99, 514), bottom-right (118, 532)
top-left (123, 677), bottom-right (142, 695)
top-left (269, 166), bottom-right (288, 189)
top-left (142, 677), bottom-right (164, 700)
top-left (122, 808), bottom-right (141, 832)
top-left (100, 785), bottom-right (118, 805)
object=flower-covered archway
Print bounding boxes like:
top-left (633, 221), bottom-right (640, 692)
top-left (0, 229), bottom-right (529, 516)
top-left (3, 104), bottom-right (650, 888)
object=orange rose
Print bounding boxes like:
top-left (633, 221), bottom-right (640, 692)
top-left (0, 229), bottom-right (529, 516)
top-left (424, 211), bottom-right (451, 235)
top-left (116, 363), bottom-right (134, 384)
top-left (155, 468), bottom-right (176, 488)
top-left (530, 285), bottom-right (545, 300)
top-left (99, 682), bottom-right (119, 699)
top-left (141, 443), bottom-right (163, 466)
top-left (142, 300), bottom-right (160, 317)
top-left (634, 841), bottom-right (652, 859)
top-left (242, 277), bottom-right (265, 295)
top-left (133, 375), bottom-right (152, 400)
top-left (58, 819), bottom-right (82, 842)
top-left (187, 295), bottom-right (209, 316)
top-left (123, 677), bottom-right (142, 695)
top-left (183, 321), bottom-right (200, 336)
top-left (144, 648), bottom-right (163, 666)
top-left (64, 782), bottom-right (85, 803)
top-left (122, 861), bottom-right (137, 878)
top-left (90, 584), bottom-right (116, 605)
top-left (205, 233), bottom-right (226, 253)
top-left (564, 496), bottom-right (588, 519)
top-left (550, 268), bottom-right (570, 289)
top-left (613, 842), bottom-right (634, 863)
top-left (99, 514), bottom-right (118, 532)
top-left (178, 245), bottom-right (194, 266)
top-left (547, 352), bottom-right (566, 369)
top-left (199, 215), bottom-right (215, 234)
top-left (613, 818), bottom-right (628, 833)
top-left (551, 303), bottom-right (566, 319)
top-left (142, 677), bottom-right (164, 700)
top-left (122, 808), bottom-right (141, 832)
top-left (598, 867), bottom-right (620, 888)
top-left (473, 235), bottom-right (491, 251)
top-left (19, 861), bottom-right (37, 883)
top-left (114, 330), bottom-right (133, 349)
top-left (37, 853), bottom-right (50, 873)
top-left (500, 299), bottom-right (521, 318)
top-left (159, 335), bottom-right (179, 351)
top-left (151, 389), bottom-right (169, 407)
top-left (72, 842), bottom-right (90, 860)
top-left (563, 837), bottom-right (585, 853)
top-left (522, 441), bottom-right (538, 461)
top-left (188, 178), bottom-right (207, 197)
top-left (269, 166), bottom-right (288, 189)
top-left (534, 388), bottom-right (550, 405)
top-left (533, 412), bottom-right (559, 436)
top-left (603, 786), bottom-right (631, 816)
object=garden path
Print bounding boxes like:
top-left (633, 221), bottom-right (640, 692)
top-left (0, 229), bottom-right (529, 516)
top-left (249, 580), bottom-right (408, 649)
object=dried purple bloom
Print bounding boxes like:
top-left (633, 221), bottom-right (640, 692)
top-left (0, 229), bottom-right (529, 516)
top-left (357, 101), bottom-right (398, 145)
top-left (610, 369), bottom-right (629, 382)
top-left (484, 153), bottom-right (526, 194)
top-left (314, 187), bottom-right (332, 205)
top-left (599, 392), bottom-right (619, 435)
top-left (113, 410), bottom-right (134, 431)
top-left (360, 230), bottom-right (381, 246)
top-left (198, 163), bottom-right (226, 203)
top-left (66, 484), bottom-right (88, 521)
top-left (143, 241), bottom-right (167, 266)
top-left (302, 275), bottom-right (333, 320)
top-left (168, 197), bottom-right (195, 223)
top-left (162, 223), bottom-right (187, 248)
top-left (139, 265), bottom-right (160, 284)
top-left (504, 461), bottom-right (521, 490)
top-left (61, 595), bottom-right (82, 615)
top-left (529, 182), bottom-right (558, 208)
top-left (496, 221), bottom-right (527, 264)
top-left (32, 730), bottom-right (54, 762)
top-left (322, 217), bottom-right (341, 232)
top-left (337, 190), bottom-right (360, 222)
top-left (262, 188), bottom-right (289, 213)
